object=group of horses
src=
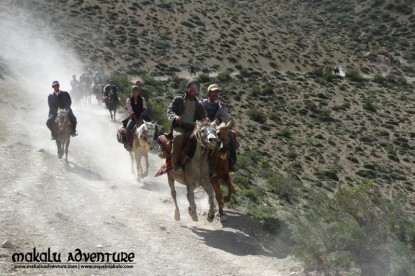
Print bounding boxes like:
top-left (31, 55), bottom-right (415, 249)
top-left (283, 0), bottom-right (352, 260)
top-left (71, 82), bottom-right (105, 110)
top-left (188, 65), bottom-right (210, 78)
top-left (52, 110), bottom-right (234, 221)
top-left (130, 120), bottom-right (235, 222)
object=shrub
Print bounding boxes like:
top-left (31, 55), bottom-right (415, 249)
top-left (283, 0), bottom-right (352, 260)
top-left (346, 68), bottom-right (364, 82)
top-left (267, 173), bottom-right (303, 203)
top-left (149, 100), bottom-right (169, 133)
top-left (197, 73), bottom-right (210, 83)
top-left (286, 180), bottom-right (415, 274)
top-left (247, 108), bottom-right (267, 123)
top-left (217, 71), bottom-right (232, 82)
top-left (363, 98), bottom-right (377, 112)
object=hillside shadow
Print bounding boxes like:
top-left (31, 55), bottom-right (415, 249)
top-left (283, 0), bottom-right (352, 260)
top-left (189, 210), bottom-right (292, 258)
top-left (64, 161), bottom-right (103, 181)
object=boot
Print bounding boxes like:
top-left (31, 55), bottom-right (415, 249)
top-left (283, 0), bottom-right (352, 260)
top-left (124, 143), bottom-right (132, 152)
top-left (71, 127), bottom-right (78, 137)
top-left (229, 161), bottom-right (239, 172)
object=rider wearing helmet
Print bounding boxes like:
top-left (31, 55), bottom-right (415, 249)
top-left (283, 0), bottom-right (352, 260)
top-left (46, 80), bottom-right (78, 139)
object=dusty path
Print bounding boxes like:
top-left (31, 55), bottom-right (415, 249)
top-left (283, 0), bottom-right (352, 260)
top-left (0, 77), bottom-right (300, 276)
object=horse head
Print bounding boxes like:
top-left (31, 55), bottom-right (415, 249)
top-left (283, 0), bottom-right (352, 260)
top-left (138, 120), bottom-right (158, 149)
top-left (56, 108), bottom-right (69, 131)
top-left (194, 120), bottom-right (217, 149)
top-left (216, 121), bottom-right (231, 151)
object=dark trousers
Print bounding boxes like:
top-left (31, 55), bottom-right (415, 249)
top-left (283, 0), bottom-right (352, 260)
top-left (46, 109), bottom-right (77, 132)
top-left (228, 134), bottom-right (237, 162)
top-left (126, 117), bottom-right (138, 143)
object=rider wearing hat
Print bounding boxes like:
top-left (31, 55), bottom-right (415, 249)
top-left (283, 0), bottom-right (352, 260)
top-left (201, 83), bottom-right (238, 171)
top-left (46, 80), bottom-right (78, 139)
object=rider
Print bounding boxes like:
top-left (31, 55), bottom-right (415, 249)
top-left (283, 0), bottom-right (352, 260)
top-left (93, 71), bottom-right (102, 88)
top-left (125, 85), bottom-right (148, 151)
top-left (70, 75), bottom-right (79, 90)
top-left (201, 83), bottom-right (238, 171)
top-left (103, 80), bottom-right (118, 101)
top-left (135, 80), bottom-right (151, 121)
top-left (46, 80), bottom-right (78, 139)
top-left (167, 79), bottom-right (208, 173)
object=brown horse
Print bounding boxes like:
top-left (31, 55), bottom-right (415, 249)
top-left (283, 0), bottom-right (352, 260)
top-left (209, 122), bottom-right (235, 221)
top-left (54, 108), bottom-right (71, 161)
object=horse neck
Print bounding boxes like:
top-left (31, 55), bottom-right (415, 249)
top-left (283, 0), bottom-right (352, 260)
top-left (192, 139), bottom-right (208, 162)
top-left (137, 124), bottom-right (147, 136)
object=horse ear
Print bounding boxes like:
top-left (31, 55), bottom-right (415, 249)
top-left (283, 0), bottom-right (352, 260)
top-left (226, 120), bottom-right (232, 128)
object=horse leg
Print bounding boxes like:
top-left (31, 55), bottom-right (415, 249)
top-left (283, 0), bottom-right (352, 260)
top-left (109, 110), bottom-right (113, 120)
top-left (135, 151), bottom-right (142, 182)
top-left (186, 183), bottom-right (198, 221)
top-left (65, 139), bottom-right (70, 162)
top-left (223, 174), bottom-right (235, 203)
top-left (56, 140), bottom-right (62, 159)
top-left (142, 152), bottom-right (149, 178)
top-left (202, 177), bottom-right (216, 222)
top-left (211, 177), bottom-right (225, 219)
top-left (168, 174), bottom-right (180, 221)
top-left (129, 151), bottom-right (135, 175)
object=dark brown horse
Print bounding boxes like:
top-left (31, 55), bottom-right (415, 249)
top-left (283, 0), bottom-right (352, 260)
top-left (209, 122), bottom-right (235, 221)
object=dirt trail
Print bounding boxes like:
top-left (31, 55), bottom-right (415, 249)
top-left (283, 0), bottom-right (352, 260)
top-left (0, 76), bottom-right (300, 275)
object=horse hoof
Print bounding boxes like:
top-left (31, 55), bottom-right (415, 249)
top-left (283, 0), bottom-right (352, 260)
top-left (174, 210), bottom-right (180, 221)
top-left (207, 211), bottom-right (215, 222)
top-left (220, 215), bottom-right (228, 222)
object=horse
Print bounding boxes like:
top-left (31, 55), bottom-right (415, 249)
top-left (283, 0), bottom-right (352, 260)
top-left (209, 122), bottom-right (235, 221)
top-left (188, 65), bottom-right (198, 78)
top-left (165, 120), bottom-right (217, 222)
top-left (70, 85), bottom-right (83, 111)
top-left (93, 84), bottom-right (104, 105)
top-left (104, 93), bottom-right (119, 120)
top-left (54, 108), bottom-right (71, 161)
top-left (201, 66), bottom-right (210, 76)
top-left (129, 120), bottom-right (158, 182)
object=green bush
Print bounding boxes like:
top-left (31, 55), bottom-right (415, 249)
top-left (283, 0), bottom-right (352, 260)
top-left (247, 108), bottom-right (267, 123)
top-left (286, 180), bottom-right (415, 274)
top-left (197, 73), bottom-right (211, 83)
top-left (346, 68), bottom-right (364, 82)
top-left (149, 100), bottom-right (169, 133)
top-left (267, 173), bottom-right (302, 203)
top-left (217, 71), bottom-right (232, 82)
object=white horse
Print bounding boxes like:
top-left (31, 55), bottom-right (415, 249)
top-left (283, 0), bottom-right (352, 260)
top-left (129, 121), bottom-right (157, 182)
top-left (166, 120), bottom-right (217, 222)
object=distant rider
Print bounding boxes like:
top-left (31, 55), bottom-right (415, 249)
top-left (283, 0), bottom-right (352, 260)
top-left (46, 80), bottom-right (78, 139)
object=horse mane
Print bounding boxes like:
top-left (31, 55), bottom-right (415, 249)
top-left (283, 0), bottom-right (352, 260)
top-left (193, 119), bottom-right (212, 135)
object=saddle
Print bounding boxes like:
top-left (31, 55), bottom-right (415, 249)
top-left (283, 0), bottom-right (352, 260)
top-left (117, 124), bottom-right (138, 149)
top-left (52, 119), bottom-right (71, 136)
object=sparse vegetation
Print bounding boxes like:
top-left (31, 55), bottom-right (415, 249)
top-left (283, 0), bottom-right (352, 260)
top-left (286, 181), bottom-right (415, 275)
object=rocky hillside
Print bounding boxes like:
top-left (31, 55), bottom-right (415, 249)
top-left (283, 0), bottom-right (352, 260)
top-left (4, 0), bottom-right (415, 212)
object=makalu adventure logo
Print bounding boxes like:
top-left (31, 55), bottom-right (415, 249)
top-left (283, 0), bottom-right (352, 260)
top-left (11, 247), bottom-right (135, 269)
